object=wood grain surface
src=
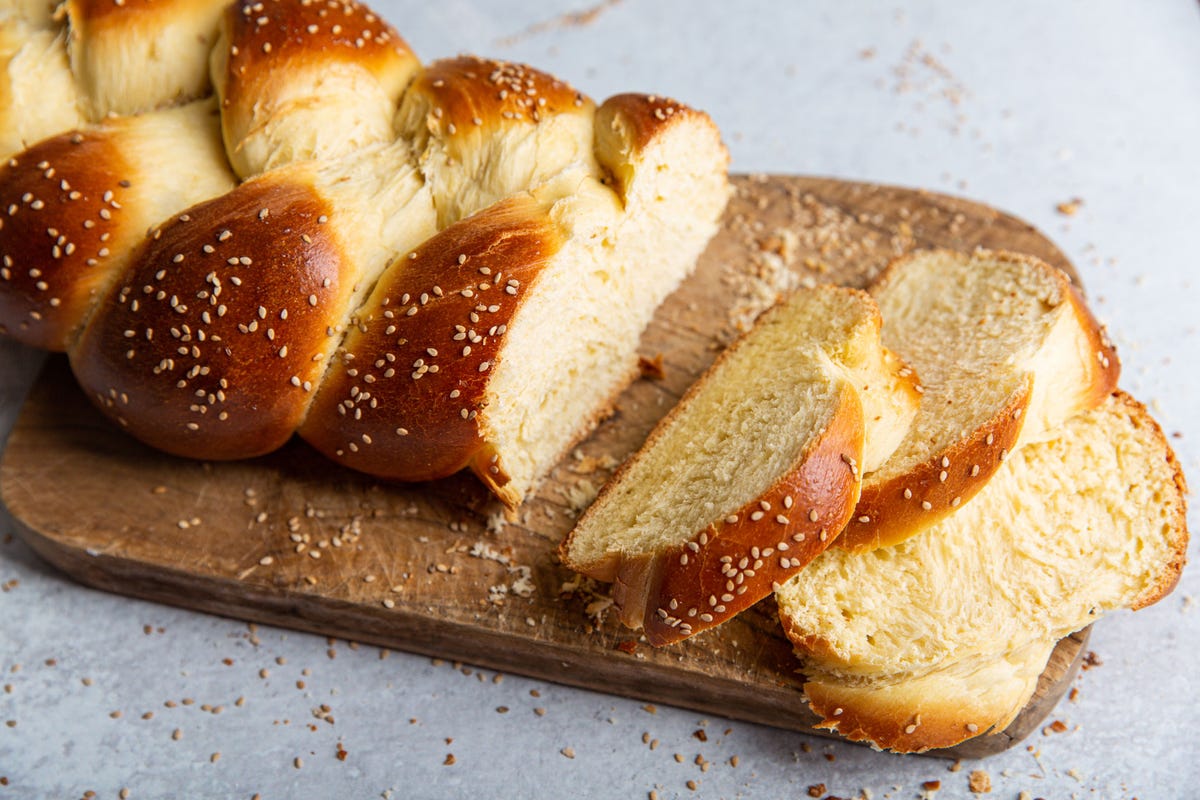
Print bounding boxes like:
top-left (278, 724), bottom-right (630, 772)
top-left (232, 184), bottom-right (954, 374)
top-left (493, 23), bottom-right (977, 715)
top-left (0, 175), bottom-right (1090, 757)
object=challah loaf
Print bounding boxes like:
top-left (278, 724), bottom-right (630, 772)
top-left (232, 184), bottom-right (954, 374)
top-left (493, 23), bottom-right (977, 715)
top-left (776, 391), bottom-right (1188, 751)
top-left (560, 286), bottom-right (919, 645)
top-left (0, 0), bottom-right (730, 509)
top-left (837, 249), bottom-right (1119, 553)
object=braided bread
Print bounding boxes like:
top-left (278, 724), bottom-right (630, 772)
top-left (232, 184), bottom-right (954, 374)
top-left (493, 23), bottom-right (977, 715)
top-left (0, 0), bottom-right (730, 509)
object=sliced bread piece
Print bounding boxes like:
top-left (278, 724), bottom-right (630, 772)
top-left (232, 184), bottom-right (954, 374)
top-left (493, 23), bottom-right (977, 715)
top-left (803, 637), bottom-right (1057, 753)
top-left (560, 285), bottom-right (920, 646)
top-left (838, 249), bottom-right (1120, 553)
top-left (777, 391), bottom-right (1188, 750)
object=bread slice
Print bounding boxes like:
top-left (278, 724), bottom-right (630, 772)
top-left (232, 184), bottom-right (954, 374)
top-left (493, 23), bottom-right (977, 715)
top-left (837, 249), bottom-right (1120, 553)
top-left (560, 286), bottom-right (920, 645)
top-left (776, 391), bottom-right (1188, 751)
top-left (802, 637), bottom-right (1057, 753)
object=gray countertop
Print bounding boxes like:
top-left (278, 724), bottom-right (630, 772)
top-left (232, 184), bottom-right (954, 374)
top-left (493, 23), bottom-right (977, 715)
top-left (2, 1), bottom-right (1198, 797)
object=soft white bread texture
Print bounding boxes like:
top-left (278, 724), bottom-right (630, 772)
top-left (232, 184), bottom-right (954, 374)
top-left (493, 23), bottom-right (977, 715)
top-left (560, 286), bottom-right (920, 645)
top-left (0, 17), bottom-right (85, 159)
top-left (0, 100), bottom-right (236, 350)
top-left (838, 249), bottom-right (1119, 553)
top-left (394, 55), bottom-right (598, 228)
top-left (65, 0), bottom-right (228, 118)
top-left (2, 0), bottom-right (59, 28)
top-left (777, 391), bottom-right (1189, 751)
top-left (211, 0), bottom-right (420, 179)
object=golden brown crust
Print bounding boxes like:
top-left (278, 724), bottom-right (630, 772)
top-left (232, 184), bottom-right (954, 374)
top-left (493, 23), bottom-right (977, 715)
top-left (595, 93), bottom-right (704, 154)
top-left (803, 668), bottom-right (1028, 754)
top-left (70, 167), bottom-right (350, 459)
top-left (0, 128), bottom-right (137, 350)
top-left (593, 93), bottom-right (728, 202)
top-left (611, 384), bottom-right (863, 646)
top-left (213, 0), bottom-right (419, 176)
top-left (299, 193), bottom-right (565, 490)
top-left (837, 379), bottom-right (1030, 553)
top-left (407, 55), bottom-right (591, 137)
top-left (218, 0), bottom-right (414, 106)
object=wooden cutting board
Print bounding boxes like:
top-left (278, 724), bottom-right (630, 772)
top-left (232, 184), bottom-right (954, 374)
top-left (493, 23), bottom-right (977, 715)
top-left (0, 175), bottom-right (1089, 758)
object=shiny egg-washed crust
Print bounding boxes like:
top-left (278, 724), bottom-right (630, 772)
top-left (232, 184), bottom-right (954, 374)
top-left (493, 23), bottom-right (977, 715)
top-left (212, 0), bottom-right (419, 178)
top-left (70, 166), bottom-right (348, 459)
top-left (0, 102), bottom-right (235, 350)
top-left (64, 0), bottom-right (228, 117)
top-left (606, 386), bottom-right (863, 646)
top-left (837, 249), bottom-right (1121, 553)
top-left (300, 193), bottom-right (565, 493)
top-left (0, 129), bottom-right (136, 349)
top-left (402, 55), bottom-right (590, 136)
top-left (803, 638), bottom-right (1056, 753)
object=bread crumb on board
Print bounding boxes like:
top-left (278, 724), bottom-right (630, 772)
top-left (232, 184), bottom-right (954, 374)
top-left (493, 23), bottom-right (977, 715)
top-left (967, 769), bottom-right (991, 793)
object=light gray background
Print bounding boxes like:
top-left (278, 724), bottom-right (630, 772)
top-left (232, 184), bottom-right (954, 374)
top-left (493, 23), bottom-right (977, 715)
top-left (2, 1), bottom-right (1198, 797)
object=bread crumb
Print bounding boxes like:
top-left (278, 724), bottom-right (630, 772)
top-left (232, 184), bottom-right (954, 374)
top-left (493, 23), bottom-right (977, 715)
top-left (638, 354), bottom-right (666, 380)
top-left (1056, 198), bottom-right (1083, 216)
top-left (560, 747), bottom-right (575, 759)
top-left (807, 785), bottom-right (826, 798)
top-left (967, 770), bottom-right (991, 793)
